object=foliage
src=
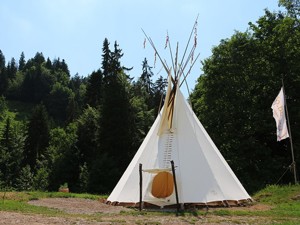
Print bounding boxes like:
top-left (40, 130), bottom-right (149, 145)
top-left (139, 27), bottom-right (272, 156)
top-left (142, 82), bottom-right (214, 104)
top-left (46, 82), bottom-right (74, 123)
top-left (0, 114), bottom-right (25, 188)
top-left (48, 123), bottom-right (79, 192)
top-left (15, 165), bottom-right (34, 191)
top-left (279, 0), bottom-right (300, 18)
top-left (23, 104), bottom-right (50, 170)
top-left (59, 182), bottom-right (68, 189)
top-left (191, 9), bottom-right (300, 193)
top-left (96, 40), bottom-right (135, 193)
top-left (85, 69), bottom-right (103, 107)
top-left (2, 4), bottom-right (299, 196)
top-left (33, 164), bottom-right (49, 191)
top-left (78, 162), bottom-right (89, 193)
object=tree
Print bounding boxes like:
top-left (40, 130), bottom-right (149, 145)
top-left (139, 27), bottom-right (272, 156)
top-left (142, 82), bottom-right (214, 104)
top-left (0, 50), bottom-right (5, 71)
top-left (46, 82), bottom-right (74, 123)
top-left (94, 39), bottom-right (135, 193)
top-left (78, 162), bottom-right (89, 193)
top-left (69, 73), bottom-right (86, 112)
top-left (77, 106), bottom-right (99, 166)
top-left (102, 38), bottom-right (111, 79)
top-left (76, 106), bottom-right (99, 192)
top-left (21, 64), bottom-right (55, 103)
top-left (152, 75), bottom-right (167, 116)
top-left (66, 94), bottom-right (80, 123)
top-left (0, 95), bottom-right (7, 116)
top-left (85, 70), bottom-right (103, 107)
top-left (45, 57), bottom-right (52, 70)
top-left (7, 57), bottom-right (17, 80)
top-left (279, 0), bottom-right (300, 18)
top-left (47, 123), bottom-right (80, 192)
top-left (130, 58), bottom-right (156, 149)
top-left (15, 165), bottom-right (33, 191)
top-left (0, 117), bottom-right (25, 188)
top-left (0, 50), bottom-right (8, 95)
top-left (191, 9), bottom-right (300, 193)
top-left (140, 58), bottom-right (154, 95)
top-left (33, 52), bottom-right (45, 65)
top-left (23, 104), bottom-right (50, 170)
top-left (19, 52), bottom-right (26, 71)
top-left (52, 58), bottom-right (70, 77)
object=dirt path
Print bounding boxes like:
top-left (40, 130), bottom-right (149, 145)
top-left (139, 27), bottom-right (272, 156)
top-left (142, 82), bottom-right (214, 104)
top-left (0, 211), bottom-right (108, 225)
top-left (29, 198), bottom-right (130, 214)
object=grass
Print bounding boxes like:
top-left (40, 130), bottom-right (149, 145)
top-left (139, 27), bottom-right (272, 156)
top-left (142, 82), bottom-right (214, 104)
top-left (0, 191), bottom-right (103, 217)
top-left (0, 185), bottom-right (299, 224)
top-left (202, 184), bottom-right (300, 224)
top-left (1, 191), bottom-right (103, 202)
top-left (254, 184), bottom-right (300, 204)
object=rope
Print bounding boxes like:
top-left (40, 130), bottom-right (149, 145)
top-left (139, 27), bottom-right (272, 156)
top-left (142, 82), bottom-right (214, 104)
top-left (275, 162), bottom-right (295, 184)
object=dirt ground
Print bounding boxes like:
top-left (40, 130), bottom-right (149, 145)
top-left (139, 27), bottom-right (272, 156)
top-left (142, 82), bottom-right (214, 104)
top-left (0, 198), bottom-right (277, 225)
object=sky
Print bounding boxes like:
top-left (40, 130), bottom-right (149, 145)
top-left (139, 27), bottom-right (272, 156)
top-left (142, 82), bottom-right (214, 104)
top-left (0, 0), bottom-right (283, 96)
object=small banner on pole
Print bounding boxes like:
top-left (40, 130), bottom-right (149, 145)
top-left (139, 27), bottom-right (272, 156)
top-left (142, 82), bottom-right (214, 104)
top-left (271, 87), bottom-right (289, 141)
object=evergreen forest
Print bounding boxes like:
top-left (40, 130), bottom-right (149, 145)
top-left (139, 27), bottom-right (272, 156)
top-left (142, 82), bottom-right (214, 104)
top-left (0, 0), bottom-right (300, 194)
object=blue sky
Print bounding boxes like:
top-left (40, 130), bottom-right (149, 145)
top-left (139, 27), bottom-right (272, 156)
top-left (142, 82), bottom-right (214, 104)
top-left (0, 0), bottom-right (282, 95)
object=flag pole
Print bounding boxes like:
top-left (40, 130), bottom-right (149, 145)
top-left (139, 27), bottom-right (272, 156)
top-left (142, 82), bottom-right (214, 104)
top-left (281, 79), bottom-right (298, 184)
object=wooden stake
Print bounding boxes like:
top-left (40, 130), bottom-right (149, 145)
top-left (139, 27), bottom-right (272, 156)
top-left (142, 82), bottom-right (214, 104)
top-left (139, 163), bottom-right (143, 211)
top-left (171, 160), bottom-right (180, 216)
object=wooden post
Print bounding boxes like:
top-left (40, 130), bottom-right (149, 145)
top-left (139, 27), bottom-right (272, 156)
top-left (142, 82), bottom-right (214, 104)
top-left (139, 163), bottom-right (143, 211)
top-left (171, 160), bottom-right (180, 215)
top-left (282, 81), bottom-right (298, 184)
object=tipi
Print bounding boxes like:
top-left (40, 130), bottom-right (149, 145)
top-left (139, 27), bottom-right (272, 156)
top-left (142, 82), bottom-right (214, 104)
top-left (106, 22), bottom-right (252, 208)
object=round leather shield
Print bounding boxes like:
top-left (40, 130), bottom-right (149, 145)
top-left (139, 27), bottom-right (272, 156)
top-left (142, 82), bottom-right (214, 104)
top-left (151, 171), bottom-right (174, 198)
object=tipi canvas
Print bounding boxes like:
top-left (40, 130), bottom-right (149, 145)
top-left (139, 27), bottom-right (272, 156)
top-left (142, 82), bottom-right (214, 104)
top-left (107, 23), bottom-right (251, 208)
top-left (106, 74), bottom-right (251, 207)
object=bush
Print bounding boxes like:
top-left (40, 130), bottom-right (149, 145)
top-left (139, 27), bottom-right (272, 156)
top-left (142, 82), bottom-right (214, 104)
top-left (15, 165), bottom-right (33, 191)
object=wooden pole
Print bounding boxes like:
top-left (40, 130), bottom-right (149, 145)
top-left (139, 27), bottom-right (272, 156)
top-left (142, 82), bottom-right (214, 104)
top-left (139, 163), bottom-right (143, 211)
top-left (171, 160), bottom-right (180, 215)
top-left (282, 81), bottom-right (298, 184)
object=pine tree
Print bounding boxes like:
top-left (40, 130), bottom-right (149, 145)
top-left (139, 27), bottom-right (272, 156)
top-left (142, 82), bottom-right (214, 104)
top-left (152, 75), bottom-right (167, 116)
top-left (23, 104), bottom-right (50, 170)
top-left (140, 58), bottom-right (154, 96)
top-left (91, 39), bottom-right (135, 193)
top-left (7, 57), bottom-right (17, 80)
top-left (85, 70), bottom-right (103, 107)
top-left (19, 52), bottom-right (26, 71)
top-left (15, 165), bottom-right (33, 191)
top-left (0, 50), bottom-right (8, 95)
top-left (0, 117), bottom-right (25, 187)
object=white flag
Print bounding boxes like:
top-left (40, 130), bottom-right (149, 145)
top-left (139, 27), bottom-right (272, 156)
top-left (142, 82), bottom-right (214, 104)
top-left (271, 88), bottom-right (289, 141)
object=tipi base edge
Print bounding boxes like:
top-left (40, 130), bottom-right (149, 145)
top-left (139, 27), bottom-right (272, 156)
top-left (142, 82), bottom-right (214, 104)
top-left (105, 198), bottom-right (253, 209)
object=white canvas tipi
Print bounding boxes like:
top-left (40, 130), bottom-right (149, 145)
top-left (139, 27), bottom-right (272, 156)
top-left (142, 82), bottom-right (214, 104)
top-left (106, 25), bottom-right (251, 208)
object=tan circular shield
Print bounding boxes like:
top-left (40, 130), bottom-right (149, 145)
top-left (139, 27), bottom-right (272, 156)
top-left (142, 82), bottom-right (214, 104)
top-left (151, 172), bottom-right (174, 198)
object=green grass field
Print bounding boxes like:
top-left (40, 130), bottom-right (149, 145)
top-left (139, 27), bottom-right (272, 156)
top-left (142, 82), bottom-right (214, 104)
top-left (0, 185), bottom-right (299, 224)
